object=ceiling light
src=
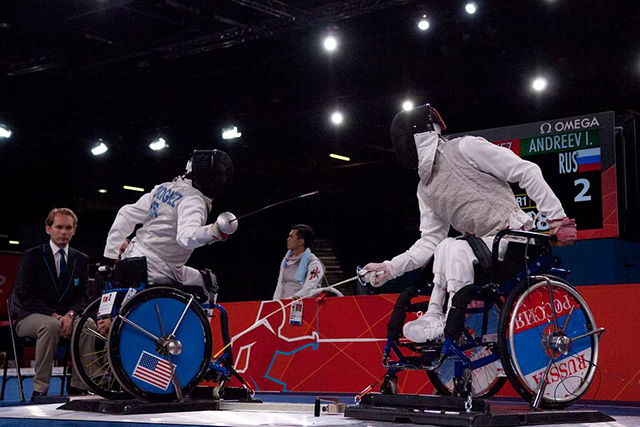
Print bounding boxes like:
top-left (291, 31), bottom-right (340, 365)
top-left (0, 124), bottom-right (12, 139)
top-left (402, 100), bottom-right (414, 111)
top-left (465, 3), bottom-right (477, 14)
top-left (331, 111), bottom-right (344, 125)
top-left (330, 153), bottom-right (350, 161)
top-left (98, 189), bottom-right (108, 194)
top-left (222, 126), bottom-right (242, 140)
top-left (323, 35), bottom-right (338, 52)
top-left (91, 139), bottom-right (108, 156)
top-left (149, 137), bottom-right (167, 151)
top-left (9, 240), bottom-right (19, 245)
top-left (123, 185), bottom-right (145, 192)
top-left (532, 77), bottom-right (548, 92)
top-left (418, 16), bottom-right (430, 31)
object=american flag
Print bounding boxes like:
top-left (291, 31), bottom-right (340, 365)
top-left (132, 351), bottom-right (175, 390)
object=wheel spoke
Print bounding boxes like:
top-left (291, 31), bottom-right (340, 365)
top-left (118, 315), bottom-right (161, 343)
top-left (84, 352), bottom-right (109, 369)
top-left (569, 327), bottom-right (604, 343)
top-left (531, 350), bottom-right (558, 410)
top-left (561, 306), bottom-right (575, 334)
top-left (81, 349), bottom-right (108, 358)
top-left (544, 278), bottom-right (559, 330)
top-left (170, 295), bottom-right (194, 339)
top-left (155, 303), bottom-right (183, 401)
top-left (81, 326), bottom-right (107, 341)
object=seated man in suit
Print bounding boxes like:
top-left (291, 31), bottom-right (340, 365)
top-left (13, 208), bottom-right (90, 400)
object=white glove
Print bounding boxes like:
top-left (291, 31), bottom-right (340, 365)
top-left (216, 211), bottom-right (238, 235)
top-left (359, 262), bottom-right (391, 287)
top-left (211, 222), bottom-right (228, 241)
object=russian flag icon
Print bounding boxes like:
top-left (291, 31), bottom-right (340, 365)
top-left (576, 148), bottom-right (601, 172)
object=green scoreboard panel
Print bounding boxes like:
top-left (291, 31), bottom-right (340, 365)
top-left (450, 111), bottom-right (617, 239)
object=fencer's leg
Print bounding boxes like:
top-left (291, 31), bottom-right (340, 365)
top-left (402, 239), bottom-right (455, 342)
top-left (178, 266), bottom-right (216, 304)
top-left (403, 282), bottom-right (447, 342)
top-left (442, 239), bottom-right (479, 341)
top-left (200, 269), bottom-right (219, 305)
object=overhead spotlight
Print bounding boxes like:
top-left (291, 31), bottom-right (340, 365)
top-left (402, 100), bottom-right (414, 111)
top-left (98, 189), bottom-right (108, 194)
top-left (330, 153), bottom-right (350, 162)
top-left (0, 124), bottom-right (12, 139)
top-left (222, 126), bottom-right (242, 140)
top-left (418, 15), bottom-right (430, 31)
top-left (91, 139), bottom-right (108, 156)
top-left (331, 111), bottom-right (344, 125)
top-left (149, 137), bottom-right (168, 151)
top-left (323, 35), bottom-right (338, 52)
top-left (465, 3), bottom-right (477, 14)
top-left (532, 77), bottom-right (548, 92)
top-left (123, 185), bottom-right (145, 192)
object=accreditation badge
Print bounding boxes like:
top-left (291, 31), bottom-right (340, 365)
top-left (289, 299), bottom-right (303, 326)
top-left (97, 291), bottom-right (117, 317)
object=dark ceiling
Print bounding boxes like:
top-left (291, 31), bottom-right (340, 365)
top-left (1, 0), bottom-right (639, 300)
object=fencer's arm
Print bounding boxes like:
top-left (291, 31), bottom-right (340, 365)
top-left (292, 259), bottom-right (325, 298)
top-left (385, 188), bottom-right (448, 279)
top-left (175, 195), bottom-right (225, 249)
top-left (104, 191), bottom-right (153, 259)
top-left (459, 137), bottom-right (566, 220)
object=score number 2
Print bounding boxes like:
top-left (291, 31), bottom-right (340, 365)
top-left (574, 178), bottom-right (592, 202)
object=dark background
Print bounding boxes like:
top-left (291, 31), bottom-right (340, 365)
top-left (1, 0), bottom-right (638, 302)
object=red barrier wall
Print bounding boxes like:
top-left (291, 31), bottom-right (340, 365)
top-left (211, 285), bottom-right (640, 402)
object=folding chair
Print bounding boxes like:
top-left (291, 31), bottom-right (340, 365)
top-left (1, 290), bottom-right (71, 402)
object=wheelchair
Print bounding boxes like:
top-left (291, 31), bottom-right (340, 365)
top-left (71, 257), bottom-right (251, 402)
top-left (377, 229), bottom-right (604, 410)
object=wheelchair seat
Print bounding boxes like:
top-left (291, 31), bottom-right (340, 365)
top-left (103, 258), bottom-right (210, 304)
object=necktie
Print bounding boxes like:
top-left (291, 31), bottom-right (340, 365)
top-left (59, 249), bottom-right (67, 279)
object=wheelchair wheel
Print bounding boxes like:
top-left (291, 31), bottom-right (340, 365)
top-left (71, 297), bottom-right (132, 399)
top-left (108, 287), bottom-right (213, 401)
top-left (427, 301), bottom-right (506, 398)
top-left (498, 277), bottom-right (600, 408)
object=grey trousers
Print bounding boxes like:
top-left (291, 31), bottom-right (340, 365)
top-left (16, 314), bottom-right (91, 393)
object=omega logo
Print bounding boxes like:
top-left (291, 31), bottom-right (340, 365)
top-left (539, 117), bottom-right (600, 135)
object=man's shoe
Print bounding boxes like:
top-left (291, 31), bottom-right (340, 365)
top-left (67, 385), bottom-right (89, 396)
top-left (30, 391), bottom-right (47, 402)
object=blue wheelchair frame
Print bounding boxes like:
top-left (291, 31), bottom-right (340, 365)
top-left (379, 229), bottom-right (571, 396)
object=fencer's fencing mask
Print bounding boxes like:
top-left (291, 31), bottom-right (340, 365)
top-left (188, 149), bottom-right (234, 199)
top-left (390, 103), bottom-right (447, 169)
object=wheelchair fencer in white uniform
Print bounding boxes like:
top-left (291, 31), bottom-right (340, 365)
top-left (360, 104), bottom-right (577, 343)
top-left (103, 150), bottom-right (238, 302)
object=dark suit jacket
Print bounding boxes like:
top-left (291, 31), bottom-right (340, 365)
top-left (14, 243), bottom-right (89, 321)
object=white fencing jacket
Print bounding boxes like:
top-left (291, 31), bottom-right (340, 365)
top-left (104, 177), bottom-right (225, 286)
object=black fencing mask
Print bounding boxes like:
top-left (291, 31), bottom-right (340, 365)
top-left (189, 150), bottom-right (234, 199)
top-left (390, 103), bottom-right (447, 169)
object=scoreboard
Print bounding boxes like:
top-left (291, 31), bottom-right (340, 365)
top-left (450, 111), bottom-right (617, 239)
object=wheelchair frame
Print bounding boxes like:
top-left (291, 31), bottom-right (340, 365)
top-left (378, 229), bottom-right (605, 410)
top-left (71, 264), bottom-right (253, 402)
